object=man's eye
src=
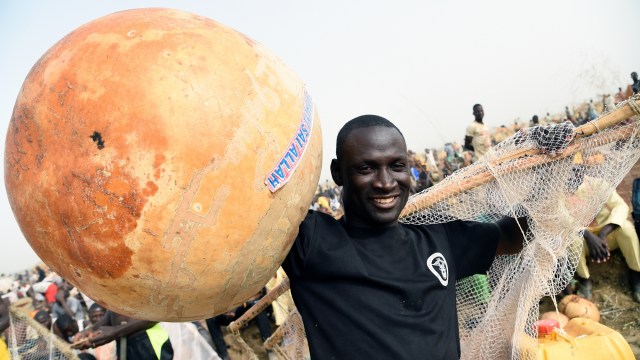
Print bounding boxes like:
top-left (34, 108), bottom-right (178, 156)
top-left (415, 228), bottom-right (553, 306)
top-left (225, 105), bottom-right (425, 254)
top-left (356, 165), bottom-right (372, 173)
top-left (392, 163), bottom-right (407, 171)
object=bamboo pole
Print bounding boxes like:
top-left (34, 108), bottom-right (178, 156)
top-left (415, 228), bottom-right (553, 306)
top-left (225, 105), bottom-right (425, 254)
top-left (400, 95), bottom-right (640, 218)
top-left (228, 277), bottom-right (290, 333)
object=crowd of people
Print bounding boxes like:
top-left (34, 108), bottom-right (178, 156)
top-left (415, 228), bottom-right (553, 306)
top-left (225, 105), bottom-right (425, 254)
top-left (311, 71), bottom-right (640, 216)
top-left (0, 71), bottom-right (639, 359)
top-left (0, 265), bottom-right (279, 359)
top-left (310, 72), bottom-right (640, 304)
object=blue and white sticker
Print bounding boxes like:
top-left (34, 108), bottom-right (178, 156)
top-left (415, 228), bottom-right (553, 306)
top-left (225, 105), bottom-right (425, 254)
top-left (264, 89), bottom-right (314, 192)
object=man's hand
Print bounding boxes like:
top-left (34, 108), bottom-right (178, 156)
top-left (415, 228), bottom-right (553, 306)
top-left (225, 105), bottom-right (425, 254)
top-left (584, 230), bottom-right (610, 263)
top-left (87, 326), bottom-right (121, 347)
top-left (71, 326), bottom-right (119, 349)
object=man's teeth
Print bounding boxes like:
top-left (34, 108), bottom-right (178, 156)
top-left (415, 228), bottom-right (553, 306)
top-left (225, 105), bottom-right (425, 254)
top-left (374, 197), bottom-right (395, 204)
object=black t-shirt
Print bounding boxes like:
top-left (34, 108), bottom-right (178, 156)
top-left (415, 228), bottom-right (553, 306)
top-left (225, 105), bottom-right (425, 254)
top-left (282, 211), bottom-right (499, 360)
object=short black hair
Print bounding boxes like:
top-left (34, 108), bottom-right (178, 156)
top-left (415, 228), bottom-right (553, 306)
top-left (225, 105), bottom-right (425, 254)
top-left (34, 309), bottom-right (50, 322)
top-left (89, 302), bottom-right (106, 313)
top-left (78, 353), bottom-right (98, 360)
top-left (473, 104), bottom-right (482, 111)
top-left (55, 314), bottom-right (74, 330)
top-left (335, 115), bottom-right (404, 160)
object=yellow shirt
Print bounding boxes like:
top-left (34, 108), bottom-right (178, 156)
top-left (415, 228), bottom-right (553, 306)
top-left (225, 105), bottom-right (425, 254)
top-left (572, 177), bottom-right (628, 229)
top-left (0, 337), bottom-right (9, 360)
top-left (465, 121), bottom-right (491, 157)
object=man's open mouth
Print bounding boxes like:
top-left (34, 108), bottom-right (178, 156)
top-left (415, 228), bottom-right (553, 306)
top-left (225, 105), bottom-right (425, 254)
top-left (372, 196), bottom-right (398, 206)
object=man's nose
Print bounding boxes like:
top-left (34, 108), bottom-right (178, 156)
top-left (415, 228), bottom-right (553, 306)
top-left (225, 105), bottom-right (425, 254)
top-left (374, 168), bottom-right (396, 190)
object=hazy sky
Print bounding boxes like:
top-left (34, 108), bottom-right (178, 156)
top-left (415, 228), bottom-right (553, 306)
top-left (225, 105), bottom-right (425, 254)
top-left (1, 0), bottom-right (638, 273)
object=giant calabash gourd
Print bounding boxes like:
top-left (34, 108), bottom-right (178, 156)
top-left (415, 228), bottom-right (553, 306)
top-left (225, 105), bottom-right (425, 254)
top-left (4, 8), bottom-right (322, 321)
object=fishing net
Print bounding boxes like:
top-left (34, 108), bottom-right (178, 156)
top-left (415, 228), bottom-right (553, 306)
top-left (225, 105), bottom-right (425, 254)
top-left (264, 309), bottom-right (309, 360)
top-left (5, 306), bottom-right (79, 360)
top-left (399, 94), bottom-right (640, 359)
top-left (228, 95), bottom-right (640, 359)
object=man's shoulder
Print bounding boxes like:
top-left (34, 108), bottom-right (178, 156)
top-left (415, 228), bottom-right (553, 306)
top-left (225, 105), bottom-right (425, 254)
top-left (398, 220), bottom-right (454, 240)
top-left (466, 120), bottom-right (484, 133)
top-left (299, 210), bottom-right (341, 236)
top-left (303, 210), bottom-right (340, 224)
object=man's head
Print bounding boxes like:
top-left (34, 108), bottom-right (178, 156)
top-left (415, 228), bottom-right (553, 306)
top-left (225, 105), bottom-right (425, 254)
top-left (54, 314), bottom-right (79, 341)
top-left (632, 72), bottom-right (638, 82)
top-left (532, 115), bottom-right (539, 124)
top-left (34, 309), bottom-right (52, 329)
top-left (89, 303), bottom-right (107, 325)
top-left (473, 104), bottom-right (484, 122)
top-left (330, 115), bottom-right (410, 228)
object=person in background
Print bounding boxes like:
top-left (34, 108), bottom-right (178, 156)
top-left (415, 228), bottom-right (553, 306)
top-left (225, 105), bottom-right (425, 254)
top-left (52, 282), bottom-right (85, 326)
top-left (53, 314), bottom-right (80, 343)
top-left (602, 93), bottom-right (615, 113)
top-left (80, 303), bottom-right (116, 360)
top-left (464, 104), bottom-right (492, 160)
top-left (571, 154), bottom-right (640, 302)
top-left (587, 99), bottom-right (598, 121)
top-left (280, 115), bottom-right (573, 359)
top-left (73, 310), bottom-right (173, 360)
top-left (35, 266), bottom-right (46, 282)
top-left (615, 87), bottom-right (626, 104)
top-left (0, 297), bottom-right (9, 360)
top-left (627, 71), bottom-right (639, 97)
top-left (30, 281), bottom-right (58, 311)
top-left (205, 289), bottom-right (273, 360)
top-left (529, 114), bottom-right (539, 128)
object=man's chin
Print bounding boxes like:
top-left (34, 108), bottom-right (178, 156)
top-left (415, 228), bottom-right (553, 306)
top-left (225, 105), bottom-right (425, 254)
top-left (370, 210), bottom-right (402, 227)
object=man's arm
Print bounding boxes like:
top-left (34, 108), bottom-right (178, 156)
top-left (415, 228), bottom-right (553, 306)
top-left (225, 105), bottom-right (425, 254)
top-left (583, 229), bottom-right (610, 263)
top-left (495, 216), bottom-right (528, 255)
top-left (583, 190), bottom-right (625, 263)
top-left (464, 135), bottom-right (474, 151)
top-left (73, 311), bottom-right (156, 349)
top-left (88, 319), bottom-right (157, 347)
top-left (55, 290), bottom-right (74, 317)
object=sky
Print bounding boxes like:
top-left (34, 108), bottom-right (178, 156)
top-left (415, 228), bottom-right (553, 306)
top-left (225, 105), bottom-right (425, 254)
top-left (0, 0), bottom-right (638, 273)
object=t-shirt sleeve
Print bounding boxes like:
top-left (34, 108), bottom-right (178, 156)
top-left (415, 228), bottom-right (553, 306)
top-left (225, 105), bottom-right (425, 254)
top-left (446, 220), bottom-right (500, 279)
top-left (465, 123), bottom-right (476, 138)
top-left (282, 211), bottom-right (317, 279)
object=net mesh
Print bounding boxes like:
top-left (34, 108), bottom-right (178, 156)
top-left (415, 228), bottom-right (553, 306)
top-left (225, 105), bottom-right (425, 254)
top-left (264, 309), bottom-right (309, 360)
top-left (5, 306), bottom-right (79, 360)
top-left (218, 96), bottom-right (640, 359)
top-left (400, 96), bottom-right (640, 359)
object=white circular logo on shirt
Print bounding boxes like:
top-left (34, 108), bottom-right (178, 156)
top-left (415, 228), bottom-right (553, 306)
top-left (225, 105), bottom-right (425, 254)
top-left (427, 252), bottom-right (449, 286)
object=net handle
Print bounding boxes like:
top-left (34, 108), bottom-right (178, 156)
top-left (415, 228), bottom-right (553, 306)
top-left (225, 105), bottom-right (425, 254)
top-left (400, 94), bottom-right (640, 218)
top-left (574, 94), bottom-right (640, 138)
top-left (228, 277), bottom-right (290, 333)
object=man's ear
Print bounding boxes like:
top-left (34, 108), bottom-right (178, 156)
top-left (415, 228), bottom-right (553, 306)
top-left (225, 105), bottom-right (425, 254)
top-left (330, 159), bottom-right (343, 186)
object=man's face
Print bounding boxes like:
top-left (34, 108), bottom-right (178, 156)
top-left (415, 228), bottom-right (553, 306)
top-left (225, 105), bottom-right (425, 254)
top-left (35, 312), bottom-right (52, 329)
top-left (473, 105), bottom-right (484, 121)
top-left (63, 322), bottom-right (79, 339)
top-left (89, 308), bottom-right (106, 325)
top-left (632, 72), bottom-right (638, 82)
top-left (331, 126), bottom-right (410, 228)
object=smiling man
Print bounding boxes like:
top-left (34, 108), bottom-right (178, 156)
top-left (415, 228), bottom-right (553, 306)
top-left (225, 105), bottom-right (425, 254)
top-left (282, 115), bottom-right (528, 360)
